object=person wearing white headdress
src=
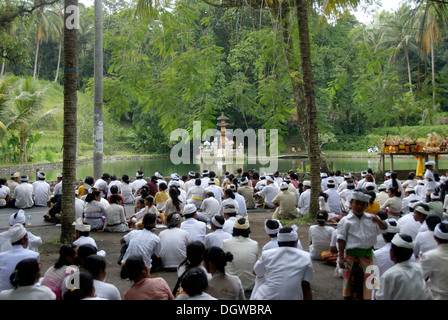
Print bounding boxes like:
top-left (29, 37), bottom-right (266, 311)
top-left (180, 204), bottom-right (207, 244)
top-left (401, 187), bottom-right (423, 214)
top-left (271, 182), bottom-right (298, 220)
top-left (397, 200), bottom-right (423, 240)
top-left (254, 175), bottom-right (278, 209)
top-left (375, 233), bottom-right (427, 300)
top-left (254, 173), bottom-right (267, 192)
top-left (427, 192), bottom-right (443, 219)
top-left (337, 190), bottom-right (388, 300)
top-left (32, 171), bottom-right (50, 207)
top-left (424, 161), bottom-right (437, 197)
top-left (375, 184), bottom-right (389, 207)
top-left (204, 215), bottom-right (231, 249)
top-left (372, 219), bottom-right (416, 276)
top-left (198, 192), bottom-right (220, 222)
top-left (413, 214), bottom-right (440, 260)
top-left (237, 177), bottom-right (256, 209)
top-left (200, 170), bottom-right (210, 189)
top-left (0, 210), bottom-right (42, 253)
top-left (262, 219), bottom-right (282, 251)
top-left (419, 221), bottom-right (448, 300)
top-left (11, 176), bottom-right (34, 209)
top-left (0, 224), bottom-right (40, 291)
top-left (250, 226), bottom-right (313, 300)
top-left (131, 171), bottom-right (147, 197)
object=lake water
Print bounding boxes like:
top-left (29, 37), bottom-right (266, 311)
top-left (21, 154), bottom-right (448, 181)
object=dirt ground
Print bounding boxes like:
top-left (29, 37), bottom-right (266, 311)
top-left (30, 204), bottom-right (343, 300)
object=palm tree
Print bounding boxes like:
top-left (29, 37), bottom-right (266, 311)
top-left (60, 0), bottom-right (79, 243)
top-left (0, 76), bottom-right (61, 163)
top-left (31, 6), bottom-right (63, 79)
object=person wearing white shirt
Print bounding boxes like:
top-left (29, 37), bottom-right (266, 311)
top-left (131, 172), bottom-right (147, 197)
top-left (0, 211), bottom-right (42, 253)
top-left (419, 221), bottom-right (448, 300)
top-left (397, 200), bottom-right (423, 240)
top-left (204, 215), bottom-right (232, 249)
top-left (94, 173), bottom-right (110, 199)
top-left (414, 180), bottom-right (427, 200)
top-left (121, 213), bottom-right (161, 269)
top-left (180, 204), bottom-right (207, 244)
top-left (337, 190), bottom-right (387, 300)
top-left (402, 172), bottom-right (418, 190)
top-left (205, 179), bottom-right (224, 203)
top-left (198, 193), bottom-right (220, 222)
top-left (220, 189), bottom-right (240, 215)
top-left (186, 179), bottom-right (206, 209)
top-left (339, 180), bottom-right (355, 212)
top-left (32, 171), bottom-right (50, 207)
top-left (309, 211), bottom-right (335, 260)
top-left (11, 176), bottom-right (34, 209)
top-left (0, 224), bottom-right (40, 291)
top-left (375, 233), bottom-right (427, 300)
top-left (0, 179), bottom-right (11, 208)
top-left (337, 174), bottom-right (353, 193)
top-left (222, 205), bottom-right (238, 235)
top-left (423, 161), bottom-right (437, 197)
top-left (159, 213), bottom-right (191, 271)
top-left (272, 183), bottom-right (299, 220)
top-left (413, 214), bottom-right (441, 260)
top-left (297, 181), bottom-right (311, 216)
top-left (251, 226), bottom-right (313, 300)
top-left (183, 172), bottom-right (197, 194)
top-left (401, 187), bottom-right (423, 214)
top-left (0, 258), bottom-right (55, 300)
top-left (107, 175), bottom-right (121, 198)
top-left (120, 175), bottom-right (135, 204)
top-left (254, 176), bottom-right (278, 209)
top-left (83, 254), bottom-right (121, 300)
top-left (324, 180), bottom-right (341, 215)
top-left (234, 188), bottom-right (247, 217)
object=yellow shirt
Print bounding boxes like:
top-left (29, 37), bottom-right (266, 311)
top-left (365, 201), bottom-right (380, 214)
top-left (154, 191), bottom-right (169, 205)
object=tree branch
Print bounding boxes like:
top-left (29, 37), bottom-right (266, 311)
top-left (0, 0), bottom-right (62, 29)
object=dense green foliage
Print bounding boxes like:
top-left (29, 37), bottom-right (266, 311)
top-left (1, 0), bottom-right (448, 164)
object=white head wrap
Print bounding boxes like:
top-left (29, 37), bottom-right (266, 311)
top-left (351, 190), bottom-right (371, 203)
top-left (277, 225), bottom-right (298, 242)
top-left (170, 173), bottom-right (179, 180)
top-left (211, 216), bottom-right (224, 228)
top-left (391, 233), bottom-right (414, 249)
top-left (264, 219), bottom-right (282, 235)
top-left (10, 210), bottom-right (26, 226)
top-left (183, 204), bottom-right (197, 215)
top-left (302, 180), bottom-right (311, 187)
top-left (431, 193), bottom-right (440, 200)
top-left (37, 171), bottom-right (45, 179)
top-left (20, 176), bottom-right (29, 182)
top-left (8, 224), bottom-right (27, 243)
top-left (434, 221), bottom-right (448, 240)
top-left (425, 161), bottom-right (435, 166)
top-left (241, 177), bottom-right (249, 185)
top-left (386, 219), bottom-right (401, 234)
top-left (280, 182), bottom-right (288, 190)
top-left (414, 204), bottom-right (430, 216)
top-left (56, 173), bottom-right (62, 178)
top-left (266, 175), bottom-right (274, 183)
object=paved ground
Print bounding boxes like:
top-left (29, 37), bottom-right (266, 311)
top-left (0, 204), bottom-right (343, 300)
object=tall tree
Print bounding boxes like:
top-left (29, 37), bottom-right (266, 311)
top-left (60, 0), bottom-right (79, 243)
top-left (93, 0), bottom-right (103, 180)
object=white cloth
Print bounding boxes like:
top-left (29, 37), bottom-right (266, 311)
top-left (380, 196), bottom-right (402, 214)
top-left (373, 243), bottom-right (394, 276)
top-left (0, 185), bottom-right (10, 207)
top-left (32, 180), bottom-right (50, 207)
top-left (375, 260), bottom-right (427, 300)
top-left (234, 193), bottom-right (247, 217)
top-left (339, 188), bottom-right (354, 212)
top-left (297, 189), bottom-right (311, 215)
top-left (107, 180), bottom-right (121, 198)
top-left (309, 225), bottom-right (335, 260)
top-left (424, 169), bottom-right (437, 194)
top-left (204, 229), bottom-right (232, 249)
top-left (83, 200), bottom-right (107, 230)
top-left (0, 245), bottom-right (40, 291)
top-left (397, 213), bottom-right (422, 240)
top-left (414, 230), bottom-right (438, 259)
top-left (419, 243), bottom-right (448, 300)
top-left (324, 188), bottom-right (341, 214)
top-left (93, 279), bottom-right (121, 300)
top-left (222, 216), bottom-right (237, 235)
top-left (222, 236), bottom-right (259, 291)
top-left (0, 284), bottom-right (56, 300)
top-left (120, 182), bottom-right (135, 204)
top-left (251, 247), bottom-right (313, 300)
top-left (204, 185), bottom-right (224, 203)
top-left (337, 211), bottom-right (384, 250)
top-left (180, 218), bottom-right (206, 244)
top-left (0, 231), bottom-right (41, 253)
top-left (73, 236), bottom-right (98, 249)
top-left (220, 198), bottom-right (240, 215)
top-left (401, 194), bottom-right (423, 214)
top-left (75, 198), bottom-right (85, 220)
top-left (199, 197), bottom-right (220, 221)
top-left (12, 183), bottom-right (34, 209)
top-left (53, 181), bottom-right (62, 196)
top-left (131, 179), bottom-right (147, 196)
top-left (122, 229), bottom-right (161, 268)
top-left (375, 191), bottom-right (389, 207)
top-left (159, 227), bottom-right (190, 269)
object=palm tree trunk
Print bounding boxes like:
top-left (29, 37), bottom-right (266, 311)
top-left (33, 39), bottom-right (40, 79)
top-left (55, 33), bottom-right (62, 82)
top-left (93, 0), bottom-right (103, 180)
top-left (60, 0), bottom-right (79, 243)
top-left (295, 0), bottom-right (321, 216)
top-left (431, 41), bottom-right (435, 109)
top-left (1, 49), bottom-right (5, 77)
top-left (404, 45), bottom-right (413, 94)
